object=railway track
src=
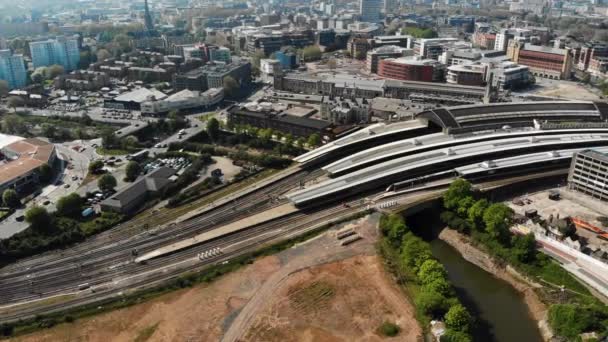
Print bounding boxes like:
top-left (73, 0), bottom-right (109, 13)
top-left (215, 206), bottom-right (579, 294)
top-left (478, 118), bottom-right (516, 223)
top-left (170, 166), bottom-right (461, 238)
top-left (0, 198), bottom-right (366, 323)
top-left (0, 169), bottom-right (324, 303)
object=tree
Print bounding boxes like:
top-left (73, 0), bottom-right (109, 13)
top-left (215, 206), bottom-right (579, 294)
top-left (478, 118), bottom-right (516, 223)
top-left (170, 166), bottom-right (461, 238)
top-left (467, 199), bottom-right (488, 230)
top-left (98, 174), bottom-right (117, 193)
top-left (307, 133), bottom-right (321, 147)
top-left (96, 49), bottom-right (111, 61)
top-left (3, 114), bottom-right (26, 134)
top-left (47, 64), bottom-right (65, 79)
top-left (482, 203), bottom-right (513, 243)
top-left (440, 330), bottom-right (472, 342)
top-left (415, 288), bottom-right (449, 317)
top-left (418, 259), bottom-right (448, 285)
top-left (445, 304), bottom-right (472, 333)
top-left (443, 179), bottom-right (473, 211)
top-left (301, 45), bottom-right (322, 61)
top-left (401, 232), bottom-right (433, 273)
top-left (37, 164), bottom-right (52, 183)
top-left (548, 304), bottom-right (597, 340)
top-left (41, 124), bottom-right (57, 139)
top-left (31, 67), bottom-right (47, 84)
top-left (223, 76), bottom-right (239, 98)
top-left (7, 96), bottom-right (24, 112)
top-left (101, 129), bottom-right (119, 149)
top-left (25, 206), bottom-right (52, 233)
top-left (88, 160), bottom-right (104, 175)
top-left (2, 189), bottom-right (20, 208)
top-left (56, 193), bottom-right (83, 218)
top-left (206, 117), bottom-right (220, 141)
top-left (380, 214), bottom-right (409, 247)
top-left (0, 80), bottom-right (8, 97)
top-left (125, 161), bottom-right (141, 182)
top-left (402, 27), bottom-right (438, 38)
top-left (512, 233), bottom-right (536, 263)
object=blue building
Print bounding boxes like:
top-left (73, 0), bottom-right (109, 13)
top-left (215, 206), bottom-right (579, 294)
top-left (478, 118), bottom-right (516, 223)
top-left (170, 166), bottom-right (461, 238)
top-left (0, 50), bottom-right (27, 90)
top-left (275, 51), bottom-right (297, 69)
top-left (448, 16), bottom-right (476, 28)
top-left (29, 37), bottom-right (80, 71)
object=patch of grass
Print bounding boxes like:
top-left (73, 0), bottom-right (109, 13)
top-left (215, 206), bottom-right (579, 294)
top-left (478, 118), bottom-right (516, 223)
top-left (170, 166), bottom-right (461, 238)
top-left (288, 281), bottom-right (335, 313)
top-left (95, 147), bottom-right (137, 156)
top-left (377, 321), bottom-right (401, 337)
top-left (134, 322), bottom-right (160, 342)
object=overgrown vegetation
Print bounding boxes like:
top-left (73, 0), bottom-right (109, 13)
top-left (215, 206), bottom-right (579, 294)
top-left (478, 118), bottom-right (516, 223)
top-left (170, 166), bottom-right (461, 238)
top-left (0, 113), bottom-right (118, 142)
top-left (0, 195), bottom-right (123, 264)
top-left (377, 321), bottom-right (401, 337)
top-left (440, 179), bottom-right (608, 341)
top-left (377, 214), bottom-right (473, 341)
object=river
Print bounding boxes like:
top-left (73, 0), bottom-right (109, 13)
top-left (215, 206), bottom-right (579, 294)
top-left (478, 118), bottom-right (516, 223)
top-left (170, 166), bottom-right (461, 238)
top-left (407, 209), bottom-right (543, 342)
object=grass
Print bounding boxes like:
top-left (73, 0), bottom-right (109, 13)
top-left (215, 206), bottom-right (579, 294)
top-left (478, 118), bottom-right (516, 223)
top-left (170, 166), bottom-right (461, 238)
top-left (95, 147), bottom-right (138, 156)
top-left (196, 112), bottom-right (217, 122)
top-left (133, 322), bottom-right (160, 342)
top-left (0, 210), bottom-right (10, 220)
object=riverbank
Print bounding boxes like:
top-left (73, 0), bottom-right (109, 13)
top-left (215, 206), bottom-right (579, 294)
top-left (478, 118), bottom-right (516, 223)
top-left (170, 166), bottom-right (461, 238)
top-left (438, 228), bottom-right (554, 341)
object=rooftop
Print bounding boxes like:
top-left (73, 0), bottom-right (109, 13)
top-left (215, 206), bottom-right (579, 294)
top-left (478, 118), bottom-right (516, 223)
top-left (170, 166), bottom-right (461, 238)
top-left (113, 88), bottom-right (167, 103)
top-left (0, 138), bottom-right (55, 186)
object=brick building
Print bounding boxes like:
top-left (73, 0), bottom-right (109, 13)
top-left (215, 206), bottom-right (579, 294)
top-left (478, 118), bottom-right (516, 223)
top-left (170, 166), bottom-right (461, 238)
top-left (378, 57), bottom-right (444, 82)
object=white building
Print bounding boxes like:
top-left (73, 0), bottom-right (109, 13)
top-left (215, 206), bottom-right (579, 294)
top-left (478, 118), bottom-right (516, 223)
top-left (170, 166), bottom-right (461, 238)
top-left (141, 88), bottom-right (224, 115)
top-left (260, 59), bottom-right (282, 83)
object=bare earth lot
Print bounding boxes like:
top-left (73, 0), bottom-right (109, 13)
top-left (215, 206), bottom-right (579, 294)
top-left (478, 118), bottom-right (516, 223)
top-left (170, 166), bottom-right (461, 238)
top-left (9, 215), bottom-right (421, 342)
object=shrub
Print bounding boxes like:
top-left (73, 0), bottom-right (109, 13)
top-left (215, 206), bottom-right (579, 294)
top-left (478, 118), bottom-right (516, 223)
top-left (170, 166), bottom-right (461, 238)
top-left (377, 321), bottom-right (401, 337)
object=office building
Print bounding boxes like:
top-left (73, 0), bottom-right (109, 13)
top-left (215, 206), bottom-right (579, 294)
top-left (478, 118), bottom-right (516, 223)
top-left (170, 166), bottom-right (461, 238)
top-left (378, 57), bottom-right (445, 82)
top-left (173, 60), bottom-right (251, 91)
top-left (491, 61), bottom-right (531, 90)
top-left (366, 45), bottom-right (412, 73)
top-left (568, 150), bottom-right (608, 202)
top-left (359, 0), bottom-right (382, 22)
top-left (29, 37), bottom-right (80, 71)
top-left (578, 43), bottom-right (608, 72)
top-left (209, 47), bottom-right (231, 63)
top-left (0, 50), bottom-right (27, 90)
top-left (275, 51), bottom-right (298, 69)
top-left (446, 64), bottom-right (486, 86)
top-left (509, 41), bottom-right (573, 79)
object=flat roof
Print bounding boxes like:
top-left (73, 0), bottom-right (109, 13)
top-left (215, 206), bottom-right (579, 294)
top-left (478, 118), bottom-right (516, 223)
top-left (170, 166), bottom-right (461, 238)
top-left (113, 88), bottom-right (167, 103)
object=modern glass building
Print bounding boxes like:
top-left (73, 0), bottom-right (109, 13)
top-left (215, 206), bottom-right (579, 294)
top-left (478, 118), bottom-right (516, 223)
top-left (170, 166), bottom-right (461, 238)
top-left (0, 50), bottom-right (27, 89)
top-left (29, 37), bottom-right (80, 71)
top-left (359, 0), bottom-right (382, 22)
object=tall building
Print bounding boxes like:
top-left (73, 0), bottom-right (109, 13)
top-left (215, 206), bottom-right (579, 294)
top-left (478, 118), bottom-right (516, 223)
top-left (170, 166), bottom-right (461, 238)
top-left (568, 150), bottom-right (608, 202)
top-left (509, 41), bottom-right (573, 80)
top-left (29, 37), bottom-right (80, 71)
top-left (0, 50), bottom-right (27, 90)
top-left (360, 0), bottom-right (382, 22)
top-left (144, 0), bottom-right (154, 32)
top-left (383, 0), bottom-right (398, 14)
top-left (209, 47), bottom-right (231, 63)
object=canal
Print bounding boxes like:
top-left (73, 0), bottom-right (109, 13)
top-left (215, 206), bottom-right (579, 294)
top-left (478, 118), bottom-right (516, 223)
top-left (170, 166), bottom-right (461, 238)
top-left (407, 209), bottom-right (543, 342)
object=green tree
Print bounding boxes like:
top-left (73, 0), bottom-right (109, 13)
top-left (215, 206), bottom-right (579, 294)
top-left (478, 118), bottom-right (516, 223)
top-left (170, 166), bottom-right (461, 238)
top-left (301, 45), bottom-right (322, 61)
top-left (206, 117), bottom-right (220, 141)
top-left (307, 133), bottom-right (321, 147)
top-left (440, 330), bottom-right (472, 342)
top-left (88, 160), bottom-right (104, 175)
top-left (380, 214), bottom-right (409, 247)
top-left (47, 64), bottom-right (65, 79)
top-left (223, 76), bottom-right (239, 98)
top-left (284, 133), bottom-right (294, 146)
top-left (402, 27), bottom-right (438, 38)
top-left (0, 80), bottom-right (8, 97)
top-left (101, 129), bottom-right (119, 149)
top-left (418, 259), bottom-right (448, 285)
top-left (377, 321), bottom-right (401, 337)
top-left (37, 164), bottom-right (52, 183)
top-left (482, 203), bottom-right (513, 243)
top-left (31, 67), bottom-right (47, 83)
top-left (25, 206), bottom-right (52, 233)
top-left (2, 189), bottom-right (20, 208)
top-left (41, 124), bottom-right (57, 139)
top-left (456, 196), bottom-right (475, 218)
top-left (56, 193), bottom-right (83, 218)
top-left (445, 304), bottom-right (472, 333)
top-left (443, 179), bottom-right (473, 211)
top-left (512, 233), bottom-right (537, 263)
top-left (548, 304), bottom-right (596, 340)
top-left (423, 277), bottom-right (452, 296)
top-left (467, 199), bottom-right (488, 230)
top-left (415, 288), bottom-right (449, 317)
top-left (98, 174), bottom-right (117, 193)
top-left (125, 161), bottom-right (141, 182)
top-left (3, 114), bottom-right (26, 134)
top-left (96, 49), bottom-right (111, 61)
top-left (7, 96), bottom-right (23, 112)
top-left (401, 232), bottom-right (433, 273)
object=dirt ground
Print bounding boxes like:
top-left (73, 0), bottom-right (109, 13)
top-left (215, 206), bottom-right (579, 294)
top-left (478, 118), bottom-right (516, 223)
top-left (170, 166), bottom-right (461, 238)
top-left (527, 81), bottom-right (601, 101)
top-left (241, 255), bottom-right (422, 342)
top-left (9, 215), bottom-right (422, 342)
